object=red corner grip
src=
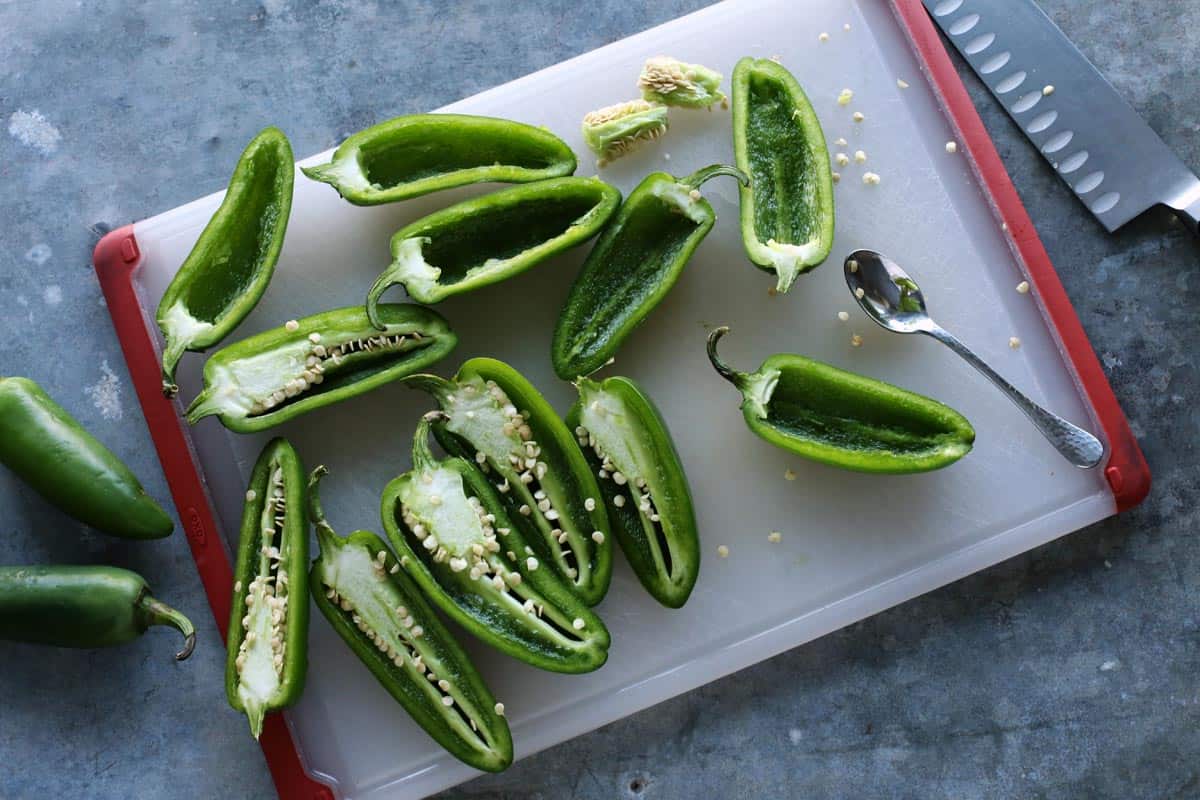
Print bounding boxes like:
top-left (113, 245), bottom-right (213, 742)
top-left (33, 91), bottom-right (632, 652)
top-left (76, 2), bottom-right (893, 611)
top-left (93, 225), bottom-right (335, 800)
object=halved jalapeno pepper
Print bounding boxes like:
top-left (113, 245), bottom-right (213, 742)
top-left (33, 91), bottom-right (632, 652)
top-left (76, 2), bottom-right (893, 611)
top-left (707, 327), bottom-right (975, 474)
top-left (186, 304), bottom-right (457, 433)
top-left (404, 358), bottom-right (612, 606)
top-left (380, 415), bottom-right (610, 674)
top-left (309, 466), bottom-right (513, 772)
top-left (567, 376), bottom-right (699, 608)
top-left (226, 438), bottom-right (309, 739)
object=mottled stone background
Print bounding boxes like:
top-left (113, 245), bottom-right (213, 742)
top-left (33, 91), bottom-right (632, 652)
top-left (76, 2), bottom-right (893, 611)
top-left (0, 2), bottom-right (1196, 798)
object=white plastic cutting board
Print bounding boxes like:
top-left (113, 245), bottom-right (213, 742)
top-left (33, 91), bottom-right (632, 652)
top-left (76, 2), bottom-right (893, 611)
top-left (129, 1), bottom-right (1114, 797)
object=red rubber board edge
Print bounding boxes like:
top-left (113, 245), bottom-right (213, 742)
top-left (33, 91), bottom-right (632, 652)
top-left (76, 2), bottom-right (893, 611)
top-left (91, 6), bottom-right (1150, 798)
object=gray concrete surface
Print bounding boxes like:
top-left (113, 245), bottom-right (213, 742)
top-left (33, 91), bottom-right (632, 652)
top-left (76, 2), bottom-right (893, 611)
top-left (0, 1), bottom-right (1196, 798)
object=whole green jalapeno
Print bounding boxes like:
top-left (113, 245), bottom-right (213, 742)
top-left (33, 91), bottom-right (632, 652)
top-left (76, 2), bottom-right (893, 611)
top-left (706, 327), bottom-right (975, 474)
top-left (581, 100), bottom-right (669, 167)
top-left (157, 127), bottom-right (295, 396)
top-left (366, 177), bottom-right (620, 319)
top-left (732, 57), bottom-right (835, 293)
top-left (308, 466), bottom-right (513, 772)
top-left (404, 358), bottom-right (612, 606)
top-left (186, 304), bottom-right (457, 433)
top-left (302, 113), bottom-right (577, 206)
top-left (0, 565), bottom-right (195, 660)
top-left (551, 164), bottom-right (749, 380)
top-left (0, 377), bottom-right (173, 539)
top-left (226, 438), bottom-right (309, 739)
top-left (638, 56), bottom-right (727, 109)
top-left (380, 415), bottom-right (610, 674)
top-left (566, 376), bottom-right (699, 608)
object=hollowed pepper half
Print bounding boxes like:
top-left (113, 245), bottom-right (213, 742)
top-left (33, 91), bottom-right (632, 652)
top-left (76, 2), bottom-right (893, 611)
top-left (157, 127), bottom-right (295, 396)
top-left (732, 57), bottom-right (835, 293)
top-left (551, 164), bottom-right (749, 380)
top-left (567, 376), bottom-right (699, 608)
top-left (707, 327), bottom-right (975, 474)
top-left (309, 467), bottom-right (513, 772)
top-left (366, 177), bottom-right (621, 317)
top-left (0, 377), bottom-right (173, 539)
top-left (380, 415), bottom-right (610, 674)
top-left (186, 303), bottom-right (457, 433)
top-left (226, 438), bottom-right (309, 739)
top-left (404, 358), bottom-right (612, 606)
top-left (301, 113), bottom-right (577, 206)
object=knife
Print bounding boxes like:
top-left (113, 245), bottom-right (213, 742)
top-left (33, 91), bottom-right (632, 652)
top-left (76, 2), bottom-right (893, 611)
top-left (923, 0), bottom-right (1200, 233)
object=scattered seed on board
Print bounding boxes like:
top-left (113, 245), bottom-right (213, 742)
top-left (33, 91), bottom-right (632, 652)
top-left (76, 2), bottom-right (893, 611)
top-left (784, 468), bottom-right (797, 481)
top-left (835, 137), bottom-right (848, 147)
top-left (1042, 85), bottom-right (1055, 96)
top-left (1009, 337), bottom-right (1021, 349)
top-left (837, 89), bottom-right (854, 106)
top-left (835, 152), bottom-right (850, 167)
top-left (832, 172), bottom-right (841, 184)
top-left (862, 172), bottom-right (881, 185)
top-left (838, 311), bottom-right (850, 322)
top-left (717, 545), bottom-right (729, 558)
top-left (818, 32), bottom-right (829, 42)
top-left (1016, 281), bottom-right (1030, 294)
top-left (853, 111), bottom-right (865, 123)
top-left (854, 287), bottom-right (866, 300)
top-left (851, 333), bottom-right (864, 348)
top-left (897, 78), bottom-right (910, 89)
top-left (945, 141), bottom-right (958, 154)
top-left (854, 150), bottom-right (867, 163)
top-left (768, 531), bottom-right (782, 543)
top-left (843, 22), bottom-right (851, 31)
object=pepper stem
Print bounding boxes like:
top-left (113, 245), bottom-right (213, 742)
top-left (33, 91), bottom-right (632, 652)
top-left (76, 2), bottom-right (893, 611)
top-left (679, 164), bottom-right (750, 190)
top-left (400, 372), bottom-right (456, 404)
top-left (136, 591), bottom-right (197, 661)
top-left (365, 273), bottom-right (396, 331)
top-left (160, 338), bottom-right (189, 398)
top-left (183, 388), bottom-right (220, 424)
top-left (706, 326), bottom-right (745, 389)
top-left (307, 465), bottom-right (342, 556)
top-left (411, 412), bottom-right (447, 472)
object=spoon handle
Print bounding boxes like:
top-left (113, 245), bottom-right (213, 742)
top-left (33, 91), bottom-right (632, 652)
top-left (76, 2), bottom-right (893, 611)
top-left (924, 326), bottom-right (1105, 468)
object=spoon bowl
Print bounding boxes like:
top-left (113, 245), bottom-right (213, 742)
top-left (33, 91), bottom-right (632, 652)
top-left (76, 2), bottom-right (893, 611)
top-left (844, 249), bottom-right (935, 334)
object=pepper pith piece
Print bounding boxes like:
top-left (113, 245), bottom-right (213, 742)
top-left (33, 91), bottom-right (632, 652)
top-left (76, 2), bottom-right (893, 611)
top-left (380, 414), bottom-right (610, 674)
top-left (582, 100), bottom-right (669, 167)
top-left (308, 466), bottom-right (513, 772)
top-left (706, 327), bottom-right (975, 474)
top-left (638, 56), bottom-right (727, 109)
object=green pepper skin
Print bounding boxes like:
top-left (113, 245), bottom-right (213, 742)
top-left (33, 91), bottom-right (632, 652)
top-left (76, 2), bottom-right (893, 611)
top-left (186, 304), bottom-right (457, 433)
top-left (405, 358), bottom-right (613, 606)
top-left (380, 417), bottom-right (610, 674)
top-left (301, 113), bottom-right (577, 206)
top-left (157, 127), bottom-right (295, 396)
top-left (707, 328), bottom-right (975, 474)
top-left (0, 565), bottom-right (195, 660)
top-left (366, 177), bottom-right (621, 318)
top-left (225, 438), bottom-right (309, 739)
top-left (732, 57), bottom-right (835, 293)
top-left (308, 467), bottom-right (512, 772)
top-left (0, 377), bottom-right (173, 539)
top-left (566, 377), bottom-right (699, 608)
top-left (551, 164), bottom-right (749, 380)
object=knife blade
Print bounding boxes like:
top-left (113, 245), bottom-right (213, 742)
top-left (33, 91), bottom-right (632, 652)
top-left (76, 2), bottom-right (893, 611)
top-left (924, 0), bottom-right (1200, 233)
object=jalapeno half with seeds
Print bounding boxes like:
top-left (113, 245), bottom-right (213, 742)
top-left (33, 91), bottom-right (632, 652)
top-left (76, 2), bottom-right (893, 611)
top-left (309, 466), bottom-right (513, 772)
top-left (366, 177), bottom-right (620, 319)
top-left (732, 57), bottom-right (835, 293)
top-left (157, 127), bottom-right (294, 396)
top-left (404, 358), bottom-right (612, 606)
top-left (186, 304), bottom-right (457, 433)
top-left (552, 164), bottom-right (749, 380)
top-left (380, 415), bottom-right (610, 673)
top-left (707, 327), bottom-right (975, 474)
top-left (301, 114), bottom-right (577, 206)
top-left (226, 438), bottom-right (308, 739)
top-left (567, 376), bottom-right (699, 608)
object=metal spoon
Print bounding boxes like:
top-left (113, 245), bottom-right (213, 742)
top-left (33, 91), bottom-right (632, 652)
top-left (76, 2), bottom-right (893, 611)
top-left (844, 249), bottom-right (1104, 469)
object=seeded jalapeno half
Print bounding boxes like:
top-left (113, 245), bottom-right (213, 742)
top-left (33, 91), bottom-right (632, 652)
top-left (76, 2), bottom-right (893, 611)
top-left (226, 438), bottom-right (309, 739)
top-left (380, 415), bottom-right (610, 674)
top-left (638, 56), bottom-right (727, 109)
top-left (582, 100), bottom-right (669, 167)
top-left (158, 127), bottom-right (294, 396)
top-left (707, 327), bottom-right (975, 474)
top-left (308, 467), bottom-right (513, 772)
top-left (566, 377), bottom-right (699, 609)
top-left (404, 358), bottom-right (612, 606)
top-left (186, 304), bottom-right (457, 433)
top-left (732, 57), bottom-right (835, 293)
top-left (552, 164), bottom-right (749, 380)
top-left (366, 177), bottom-right (621, 319)
top-left (301, 113), bottom-right (577, 206)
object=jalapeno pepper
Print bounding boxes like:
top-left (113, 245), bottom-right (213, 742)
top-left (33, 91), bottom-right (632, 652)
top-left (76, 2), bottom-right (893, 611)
top-left (732, 57), bottom-right (835, 293)
top-left (551, 164), bottom-right (749, 380)
top-left (301, 113), bottom-right (577, 206)
top-left (566, 376), bottom-right (699, 608)
top-left (638, 56), bottom-right (727, 109)
top-left (706, 327), bottom-right (975, 474)
top-left (0, 565), bottom-right (195, 660)
top-left (226, 438), bottom-right (308, 739)
top-left (157, 127), bottom-right (295, 396)
top-left (404, 359), bottom-right (612, 606)
top-left (380, 415), bottom-right (610, 674)
top-left (185, 303), bottom-right (457, 433)
top-left (365, 177), bottom-right (620, 319)
top-left (581, 100), bottom-right (669, 167)
top-left (0, 377), bottom-right (173, 539)
top-left (309, 466), bottom-right (513, 772)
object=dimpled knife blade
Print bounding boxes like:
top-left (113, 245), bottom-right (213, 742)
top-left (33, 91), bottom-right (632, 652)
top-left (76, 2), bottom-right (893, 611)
top-left (924, 0), bottom-right (1200, 233)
